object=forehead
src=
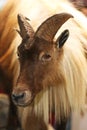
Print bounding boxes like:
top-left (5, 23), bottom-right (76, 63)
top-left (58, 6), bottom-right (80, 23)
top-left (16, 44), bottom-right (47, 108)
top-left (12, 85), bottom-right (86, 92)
top-left (18, 37), bottom-right (54, 53)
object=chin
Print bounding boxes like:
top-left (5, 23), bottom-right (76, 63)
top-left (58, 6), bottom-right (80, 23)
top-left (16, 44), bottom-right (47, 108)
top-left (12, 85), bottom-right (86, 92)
top-left (13, 97), bottom-right (34, 107)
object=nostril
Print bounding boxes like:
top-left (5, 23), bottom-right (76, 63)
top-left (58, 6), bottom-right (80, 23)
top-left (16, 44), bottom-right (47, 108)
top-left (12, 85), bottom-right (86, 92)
top-left (12, 93), bottom-right (16, 100)
top-left (19, 92), bottom-right (25, 99)
top-left (12, 92), bottom-right (25, 102)
top-left (12, 93), bottom-right (16, 99)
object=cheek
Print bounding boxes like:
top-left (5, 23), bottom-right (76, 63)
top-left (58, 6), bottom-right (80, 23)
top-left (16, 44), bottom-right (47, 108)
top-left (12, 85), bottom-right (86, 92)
top-left (38, 62), bottom-right (62, 87)
top-left (32, 70), bottom-right (44, 91)
top-left (34, 64), bottom-right (54, 88)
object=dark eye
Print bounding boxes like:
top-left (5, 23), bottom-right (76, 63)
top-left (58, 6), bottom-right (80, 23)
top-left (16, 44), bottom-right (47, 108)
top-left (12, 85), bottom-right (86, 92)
top-left (39, 52), bottom-right (51, 62)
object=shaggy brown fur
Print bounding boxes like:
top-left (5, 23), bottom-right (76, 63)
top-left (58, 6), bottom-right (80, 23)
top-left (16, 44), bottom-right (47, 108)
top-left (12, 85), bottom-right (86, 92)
top-left (0, 1), bottom-right (20, 129)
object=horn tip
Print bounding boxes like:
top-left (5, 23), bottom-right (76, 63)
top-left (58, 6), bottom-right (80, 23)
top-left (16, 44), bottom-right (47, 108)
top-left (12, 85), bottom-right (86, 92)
top-left (17, 13), bottom-right (30, 21)
top-left (66, 13), bottom-right (74, 18)
top-left (61, 13), bottom-right (74, 18)
top-left (17, 13), bottom-right (23, 20)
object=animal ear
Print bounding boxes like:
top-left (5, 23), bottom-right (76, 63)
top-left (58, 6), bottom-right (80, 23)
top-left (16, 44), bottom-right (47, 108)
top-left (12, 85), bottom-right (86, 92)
top-left (56, 29), bottom-right (69, 48)
top-left (17, 14), bottom-right (34, 39)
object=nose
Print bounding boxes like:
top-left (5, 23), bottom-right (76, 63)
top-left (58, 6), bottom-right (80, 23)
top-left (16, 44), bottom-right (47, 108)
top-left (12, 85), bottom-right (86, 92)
top-left (12, 87), bottom-right (33, 106)
top-left (12, 92), bottom-right (25, 103)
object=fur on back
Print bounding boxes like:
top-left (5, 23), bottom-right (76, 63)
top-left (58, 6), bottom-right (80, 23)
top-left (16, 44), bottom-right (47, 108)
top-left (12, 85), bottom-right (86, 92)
top-left (0, 0), bottom-right (20, 83)
top-left (1, 0), bottom-right (87, 127)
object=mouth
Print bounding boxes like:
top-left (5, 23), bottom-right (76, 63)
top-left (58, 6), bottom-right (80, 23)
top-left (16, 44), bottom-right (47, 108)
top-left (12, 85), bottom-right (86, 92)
top-left (13, 96), bottom-right (35, 107)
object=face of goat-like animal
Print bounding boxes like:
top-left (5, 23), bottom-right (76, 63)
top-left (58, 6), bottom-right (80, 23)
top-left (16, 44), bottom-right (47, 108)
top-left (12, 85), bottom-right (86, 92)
top-left (12, 13), bottom-right (73, 106)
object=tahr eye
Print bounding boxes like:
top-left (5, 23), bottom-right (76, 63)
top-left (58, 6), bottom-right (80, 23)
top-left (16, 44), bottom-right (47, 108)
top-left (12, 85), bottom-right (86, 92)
top-left (39, 52), bottom-right (51, 62)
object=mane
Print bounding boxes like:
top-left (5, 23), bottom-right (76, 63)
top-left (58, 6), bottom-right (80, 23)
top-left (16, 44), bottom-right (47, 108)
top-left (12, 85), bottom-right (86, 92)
top-left (0, 1), bottom-right (21, 128)
top-left (0, 0), bottom-right (21, 86)
top-left (33, 29), bottom-right (87, 122)
top-left (18, 0), bottom-right (87, 124)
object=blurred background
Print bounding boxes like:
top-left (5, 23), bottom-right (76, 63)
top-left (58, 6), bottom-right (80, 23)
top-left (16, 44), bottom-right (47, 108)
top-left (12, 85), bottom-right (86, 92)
top-left (0, 0), bottom-right (6, 8)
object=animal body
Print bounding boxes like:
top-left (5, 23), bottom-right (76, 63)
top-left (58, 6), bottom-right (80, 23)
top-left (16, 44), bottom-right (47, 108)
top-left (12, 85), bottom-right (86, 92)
top-left (1, 0), bottom-right (87, 130)
top-left (0, 2), bottom-right (21, 129)
top-left (12, 13), bottom-right (87, 130)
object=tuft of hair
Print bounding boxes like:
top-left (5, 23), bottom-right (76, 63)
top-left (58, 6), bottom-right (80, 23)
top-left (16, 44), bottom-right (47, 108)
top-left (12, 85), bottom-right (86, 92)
top-left (0, 1), bottom-right (21, 129)
top-left (0, 0), bottom-right (20, 84)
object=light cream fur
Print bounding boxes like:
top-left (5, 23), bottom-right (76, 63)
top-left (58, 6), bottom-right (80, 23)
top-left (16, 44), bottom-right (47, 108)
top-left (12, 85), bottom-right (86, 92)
top-left (14, 0), bottom-right (87, 125)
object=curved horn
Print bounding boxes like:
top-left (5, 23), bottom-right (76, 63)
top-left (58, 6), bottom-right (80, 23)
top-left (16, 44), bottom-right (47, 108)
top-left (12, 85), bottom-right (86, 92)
top-left (35, 13), bottom-right (73, 42)
top-left (17, 14), bottom-right (34, 39)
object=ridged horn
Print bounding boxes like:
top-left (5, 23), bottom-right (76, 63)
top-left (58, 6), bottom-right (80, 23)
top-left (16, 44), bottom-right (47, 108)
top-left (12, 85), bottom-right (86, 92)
top-left (35, 13), bottom-right (73, 42)
top-left (17, 14), bottom-right (34, 39)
